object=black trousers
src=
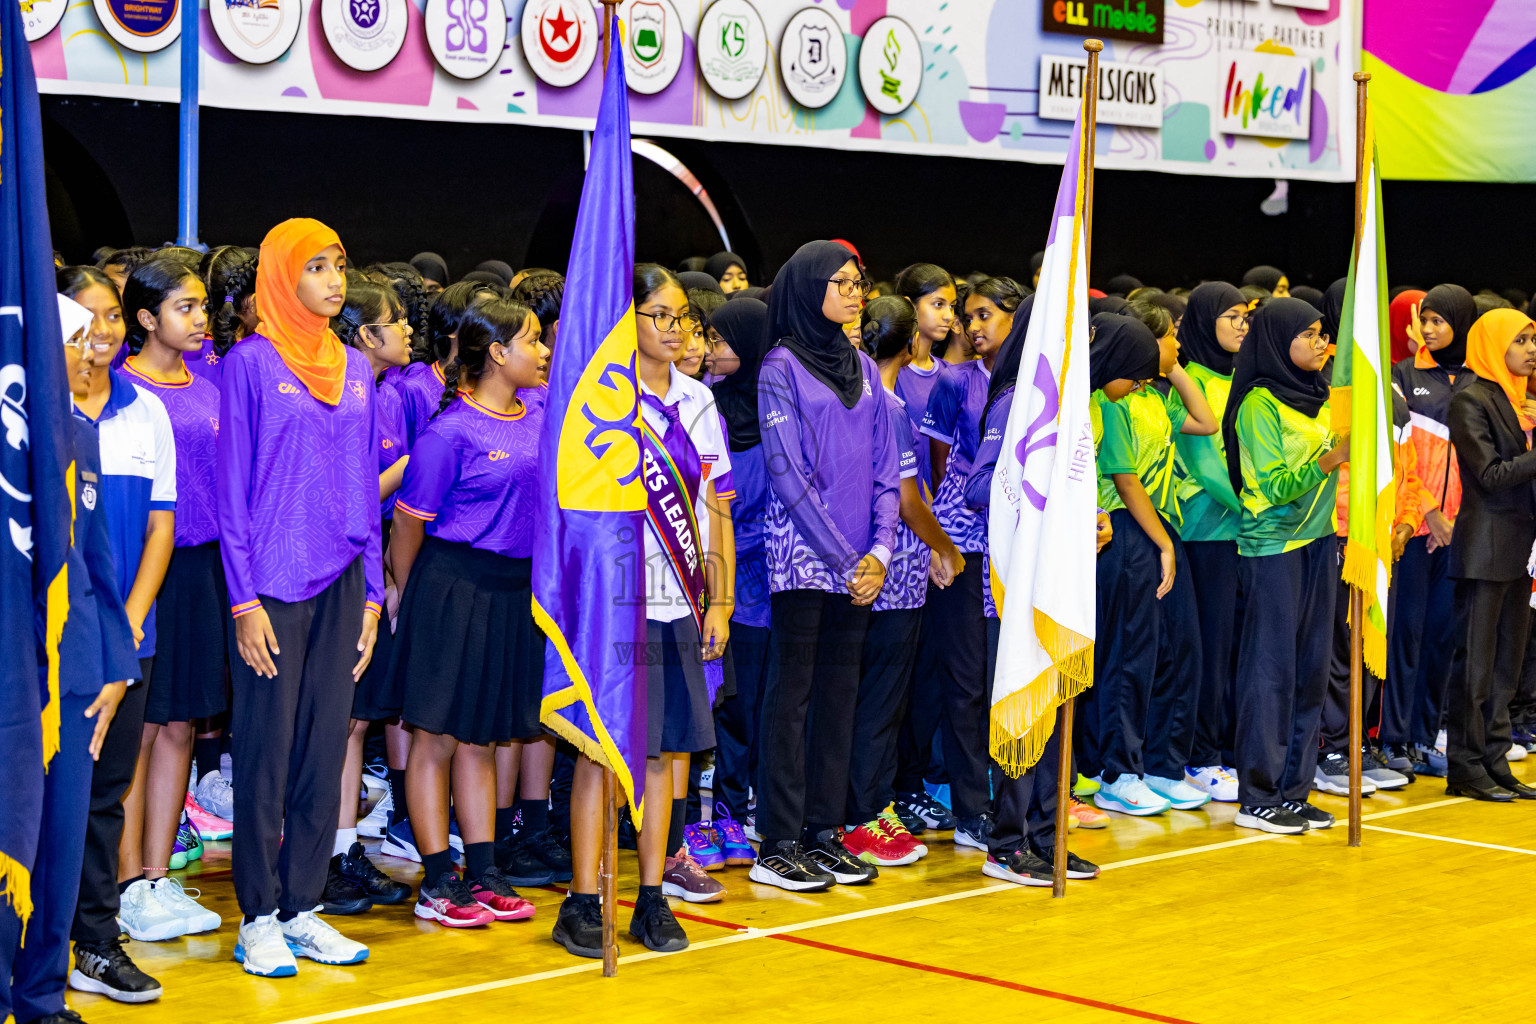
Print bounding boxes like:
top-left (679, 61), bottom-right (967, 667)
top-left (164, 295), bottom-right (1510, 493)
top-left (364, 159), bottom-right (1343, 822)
top-left (1447, 577), bottom-right (1529, 785)
top-left (1514, 608), bottom-right (1536, 731)
top-left (1383, 535), bottom-right (1456, 747)
top-left (1185, 539), bottom-right (1239, 767)
top-left (892, 601), bottom-right (943, 794)
top-left (846, 609), bottom-right (923, 825)
top-left (231, 558), bottom-right (362, 916)
top-left (1322, 539), bottom-right (1384, 755)
top-left (756, 589), bottom-right (870, 847)
top-left (924, 556), bottom-right (992, 819)
top-left (1145, 532), bottom-right (1202, 779)
top-left (1233, 540), bottom-right (1336, 806)
top-left (71, 664), bottom-right (150, 946)
top-left (712, 623), bottom-right (769, 820)
top-left (1083, 509), bottom-right (1159, 782)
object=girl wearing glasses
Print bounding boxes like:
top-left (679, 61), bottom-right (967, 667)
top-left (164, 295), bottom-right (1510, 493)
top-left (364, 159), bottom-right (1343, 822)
top-left (1223, 297), bottom-right (1348, 834)
top-left (750, 241), bottom-right (899, 893)
top-left (1166, 282), bottom-right (1249, 803)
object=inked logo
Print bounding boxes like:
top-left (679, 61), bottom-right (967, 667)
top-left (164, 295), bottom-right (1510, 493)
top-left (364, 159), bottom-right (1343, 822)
top-left (1223, 63), bottom-right (1308, 130)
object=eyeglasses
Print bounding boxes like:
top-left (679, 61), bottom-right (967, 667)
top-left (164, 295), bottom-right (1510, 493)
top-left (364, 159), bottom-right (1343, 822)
top-left (363, 318), bottom-right (411, 333)
top-left (828, 277), bottom-right (873, 298)
top-left (637, 311), bottom-right (701, 333)
top-left (64, 338), bottom-right (113, 354)
top-left (1218, 313), bottom-right (1251, 330)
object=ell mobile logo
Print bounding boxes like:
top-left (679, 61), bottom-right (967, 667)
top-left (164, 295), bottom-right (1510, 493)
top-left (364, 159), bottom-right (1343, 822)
top-left (1043, 0), bottom-right (1163, 45)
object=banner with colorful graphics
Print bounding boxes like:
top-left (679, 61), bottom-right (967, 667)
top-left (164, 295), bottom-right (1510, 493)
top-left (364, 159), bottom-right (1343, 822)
top-left (29, 0), bottom-right (1357, 181)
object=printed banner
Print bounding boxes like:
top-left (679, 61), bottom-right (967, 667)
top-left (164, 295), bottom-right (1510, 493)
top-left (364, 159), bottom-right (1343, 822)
top-left (29, 0), bottom-right (1357, 181)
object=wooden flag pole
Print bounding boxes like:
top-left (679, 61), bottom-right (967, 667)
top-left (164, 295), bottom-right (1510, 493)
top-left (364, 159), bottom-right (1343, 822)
top-left (1053, 38), bottom-right (1102, 899)
top-left (1347, 70), bottom-right (1371, 848)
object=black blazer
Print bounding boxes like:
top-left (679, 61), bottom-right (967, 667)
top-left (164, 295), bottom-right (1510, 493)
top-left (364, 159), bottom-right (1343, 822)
top-left (1447, 377), bottom-right (1536, 581)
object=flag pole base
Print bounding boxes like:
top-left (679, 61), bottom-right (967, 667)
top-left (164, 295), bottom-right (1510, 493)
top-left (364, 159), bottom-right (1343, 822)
top-left (601, 768), bottom-right (618, 975)
top-left (1053, 697), bottom-right (1075, 898)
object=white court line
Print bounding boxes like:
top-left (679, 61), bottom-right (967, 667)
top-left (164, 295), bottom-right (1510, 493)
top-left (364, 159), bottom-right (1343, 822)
top-left (1364, 824), bottom-right (1536, 856)
top-left (271, 794), bottom-right (1473, 1024)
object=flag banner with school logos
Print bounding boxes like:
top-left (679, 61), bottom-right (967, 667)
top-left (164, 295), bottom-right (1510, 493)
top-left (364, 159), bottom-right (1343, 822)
top-left (987, 110), bottom-right (1097, 777)
top-left (2, 0), bottom-right (77, 927)
top-left (533, 18), bottom-right (649, 819)
top-left (1334, 113), bottom-right (1394, 678)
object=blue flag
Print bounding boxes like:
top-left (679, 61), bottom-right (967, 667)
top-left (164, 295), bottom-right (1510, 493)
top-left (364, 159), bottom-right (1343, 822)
top-left (534, 20), bottom-right (648, 818)
top-left (0, 0), bottom-right (76, 927)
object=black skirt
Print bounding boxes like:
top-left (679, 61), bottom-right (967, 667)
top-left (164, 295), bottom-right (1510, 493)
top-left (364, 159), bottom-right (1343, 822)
top-left (389, 537), bottom-right (544, 745)
top-left (144, 541), bottom-right (229, 725)
top-left (646, 617), bottom-right (716, 757)
top-left (351, 611), bottom-right (400, 721)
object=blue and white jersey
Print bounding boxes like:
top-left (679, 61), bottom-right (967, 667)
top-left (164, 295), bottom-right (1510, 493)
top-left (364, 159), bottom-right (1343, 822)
top-left (73, 370), bottom-right (176, 659)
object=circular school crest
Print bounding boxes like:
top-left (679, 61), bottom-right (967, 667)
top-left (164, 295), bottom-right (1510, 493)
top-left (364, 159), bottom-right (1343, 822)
top-left (521, 0), bottom-right (599, 88)
top-left (321, 0), bottom-right (409, 70)
top-left (92, 0), bottom-right (181, 52)
top-left (779, 6), bottom-right (846, 110)
top-left (425, 0), bottom-right (508, 80)
top-left (697, 0), bottom-right (767, 101)
top-left (208, 0), bottom-right (302, 64)
top-left (622, 0), bottom-right (683, 95)
top-left (856, 15), bottom-right (922, 116)
top-left (21, 0), bottom-right (68, 42)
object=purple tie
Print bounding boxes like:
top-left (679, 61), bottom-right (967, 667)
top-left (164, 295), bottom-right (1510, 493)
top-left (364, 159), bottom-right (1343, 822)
top-left (644, 393), bottom-right (702, 504)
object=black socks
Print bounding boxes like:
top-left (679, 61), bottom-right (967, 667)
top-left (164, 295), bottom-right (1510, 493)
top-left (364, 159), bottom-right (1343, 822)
top-left (667, 798), bottom-right (686, 856)
top-left (193, 737), bottom-right (222, 782)
top-left (463, 841), bottom-right (494, 882)
top-left (515, 796), bottom-right (549, 833)
top-left (422, 849), bottom-right (455, 887)
top-left (495, 805), bottom-right (517, 841)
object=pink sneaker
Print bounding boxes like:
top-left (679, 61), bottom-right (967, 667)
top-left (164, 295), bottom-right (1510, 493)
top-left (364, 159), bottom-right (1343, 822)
top-left (184, 791), bottom-right (232, 840)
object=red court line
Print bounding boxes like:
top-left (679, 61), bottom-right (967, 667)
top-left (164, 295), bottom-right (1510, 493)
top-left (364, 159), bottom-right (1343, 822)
top-left (772, 934), bottom-right (1202, 1024)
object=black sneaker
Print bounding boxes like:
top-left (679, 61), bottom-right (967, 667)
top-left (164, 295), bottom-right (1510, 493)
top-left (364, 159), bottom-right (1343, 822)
top-left (518, 826), bottom-right (574, 883)
top-left (803, 830), bottom-right (878, 885)
top-left (338, 842), bottom-right (412, 905)
top-left (893, 790), bottom-right (956, 831)
top-left (1234, 803), bottom-right (1308, 834)
top-left (320, 855), bottom-right (374, 915)
top-left (748, 840), bottom-right (834, 891)
top-left (1282, 799), bottom-right (1335, 830)
top-left (69, 938), bottom-right (162, 1003)
top-left (551, 895), bottom-right (603, 958)
top-left (628, 891), bottom-right (688, 953)
top-left (1036, 846), bottom-right (1100, 879)
top-left (981, 848), bottom-right (1053, 887)
top-left (493, 833), bottom-right (556, 887)
top-left (1380, 742), bottom-right (1418, 781)
top-left (30, 1012), bottom-right (88, 1024)
top-left (953, 813), bottom-right (994, 851)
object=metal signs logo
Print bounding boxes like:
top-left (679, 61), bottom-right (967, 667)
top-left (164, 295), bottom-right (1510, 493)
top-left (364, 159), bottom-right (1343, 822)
top-left (209, 0), bottom-right (302, 64)
top-left (622, 0), bottom-right (683, 95)
top-left (857, 15), bottom-right (921, 116)
top-left (779, 6), bottom-right (846, 110)
top-left (93, 0), bottom-right (181, 52)
top-left (697, 0), bottom-right (767, 100)
top-left (521, 0), bottom-right (599, 88)
top-left (321, 0), bottom-right (408, 71)
top-left (426, 0), bottom-right (508, 80)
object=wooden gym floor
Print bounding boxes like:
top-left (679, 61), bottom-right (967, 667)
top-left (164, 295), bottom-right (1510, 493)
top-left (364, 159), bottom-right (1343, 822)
top-left (75, 756), bottom-right (1535, 1024)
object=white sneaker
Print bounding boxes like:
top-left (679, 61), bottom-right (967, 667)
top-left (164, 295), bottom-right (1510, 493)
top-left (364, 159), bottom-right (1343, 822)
top-left (1143, 775), bottom-right (1211, 810)
top-left (358, 789), bottom-right (392, 839)
top-left (1184, 765), bottom-right (1240, 803)
top-left (360, 772), bottom-right (387, 802)
top-left (235, 914), bottom-right (297, 977)
top-left (195, 771), bottom-right (235, 822)
top-left (1508, 743), bottom-right (1529, 762)
top-left (1313, 752), bottom-right (1377, 796)
top-left (118, 878), bottom-right (188, 942)
top-left (151, 877), bottom-right (220, 934)
top-left (279, 909), bottom-right (369, 965)
top-left (1092, 775), bottom-right (1171, 816)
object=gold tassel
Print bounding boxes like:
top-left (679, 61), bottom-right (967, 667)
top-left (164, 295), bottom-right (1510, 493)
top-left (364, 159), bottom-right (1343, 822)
top-left (0, 854), bottom-right (33, 934)
top-left (989, 612), bottom-right (1093, 777)
top-left (42, 466), bottom-right (75, 771)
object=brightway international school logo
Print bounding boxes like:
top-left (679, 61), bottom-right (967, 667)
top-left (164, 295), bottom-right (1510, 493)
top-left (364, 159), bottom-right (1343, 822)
top-left (321, 0), bottom-right (407, 70)
top-left (779, 5), bottom-right (846, 110)
top-left (622, 0), bottom-right (683, 96)
top-left (209, 0), bottom-right (301, 64)
top-left (697, 0), bottom-right (767, 100)
top-left (426, 0), bottom-right (508, 80)
top-left (521, 0), bottom-right (598, 88)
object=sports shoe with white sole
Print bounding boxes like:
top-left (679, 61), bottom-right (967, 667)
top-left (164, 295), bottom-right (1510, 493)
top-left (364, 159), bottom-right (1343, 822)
top-left (1143, 775), bottom-right (1211, 810)
top-left (194, 770), bottom-right (235, 822)
top-left (117, 878), bottom-right (187, 942)
top-left (1362, 746), bottom-right (1410, 789)
top-left (1234, 803), bottom-right (1307, 834)
top-left (69, 938), bottom-right (162, 1003)
top-left (358, 789), bottom-right (391, 839)
top-left (749, 840), bottom-right (833, 891)
top-left (151, 876), bottom-right (221, 934)
top-left (1093, 775), bottom-right (1172, 816)
top-left (1184, 765), bottom-right (1240, 803)
top-left (1282, 799), bottom-right (1335, 830)
top-left (280, 908), bottom-right (370, 965)
top-left (982, 848), bottom-right (1053, 887)
top-left (953, 814), bottom-right (994, 851)
top-left (1313, 752), bottom-right (1378, 796)
top-left (235, 914), bottom-right (297, 977)
top-left (1506, 742), bottom-right (1528, 762)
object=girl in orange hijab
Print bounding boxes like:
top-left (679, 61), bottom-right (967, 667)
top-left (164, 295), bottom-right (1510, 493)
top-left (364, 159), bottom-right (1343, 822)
top-left (217, 218), bottom-right (385, 975)
top-left (1443, 307), bottom-right (1536, 802)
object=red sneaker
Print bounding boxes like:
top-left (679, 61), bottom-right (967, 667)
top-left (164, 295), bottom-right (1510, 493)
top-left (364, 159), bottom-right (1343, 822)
top-left (878, 808), bottom-right (927, 858)
top-left (469, 867), bottom-right (537, 921)
top-left (414, 874), bottom-right (494, 928)
top-left (842, 821), bottom-right (921, 866)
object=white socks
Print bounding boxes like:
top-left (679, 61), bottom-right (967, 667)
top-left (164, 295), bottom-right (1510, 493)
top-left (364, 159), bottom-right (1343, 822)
top-left (334, 827), bottom-right (358, 857)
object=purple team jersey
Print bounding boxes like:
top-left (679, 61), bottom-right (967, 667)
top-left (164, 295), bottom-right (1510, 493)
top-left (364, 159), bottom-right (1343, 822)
top-left (394, 393), bottom-right (544, 559)
top-left (376, 380), bottom-right (407, 518)
top-left (896, 358), bottom-right (950, 495)
top-left (121, 358), bottom-right (221, 547)
top-left (873, 387), bottom-right (929, 612)
top-left (217, 335), bottom-right (384, 618)
top-left (758, 347), bottom-right (900, 595)
top-left (726, 444), bottom-right (771, 628)
top-left (922, 360), bottom-right (991, 554)
top-left (392, 360), bottom-right (457, 447)
top-left (185, 336), bottom-right (226, 390)
top-left (965, 387), bottom-right (1014, 620)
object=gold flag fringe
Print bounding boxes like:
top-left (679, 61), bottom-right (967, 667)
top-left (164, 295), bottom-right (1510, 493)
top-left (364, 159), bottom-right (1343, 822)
top-left (42, 466), bottom-right (76, 771)
top-left (0, 855), bottom-right (33, 935)
top-left (1341, 538), bottom-right (1388, 679)
top-left (989, 610), bottom-right (1094, 777)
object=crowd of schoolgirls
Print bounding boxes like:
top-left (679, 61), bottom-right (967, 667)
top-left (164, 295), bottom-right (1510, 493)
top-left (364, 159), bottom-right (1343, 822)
top-left (9, 225), bottom-right (1536, 1024)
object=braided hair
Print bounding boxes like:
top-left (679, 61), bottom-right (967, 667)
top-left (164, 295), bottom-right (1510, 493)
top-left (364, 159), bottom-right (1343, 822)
top-left (511, 271), bottom-right (564, 340)
top-left (200, 244), bottom-right (259, 355)
top-left (122, 251), bottom-right (202, 355)
top-left (435, 296), bottom-right (535, 417)
top-left (332, 271), bottom-right (403, 350)
top-left (371, 262), bottom-right (432, 360)
top-left (426, 280), bottom-right (498, 365)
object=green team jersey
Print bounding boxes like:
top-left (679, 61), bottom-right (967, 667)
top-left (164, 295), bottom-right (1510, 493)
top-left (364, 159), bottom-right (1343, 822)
top-left (1093, 384), bottom-right (1186, 521)
top-left (1236, 386), bottom-right (1340, 557)
top-left (1173, 362), bottom-right (1243, 542)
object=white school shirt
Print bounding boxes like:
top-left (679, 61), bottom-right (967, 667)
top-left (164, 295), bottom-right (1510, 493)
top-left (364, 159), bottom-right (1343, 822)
top-left (638, 365), bottom-right (732, 624)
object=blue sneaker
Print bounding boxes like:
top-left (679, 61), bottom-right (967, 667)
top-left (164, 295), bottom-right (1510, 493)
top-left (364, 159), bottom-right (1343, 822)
top-left (380, 819), bottom-right (461, 865)
top-left (1092, 775), bottom-right (1172, 816)
top-left (710, 802), bottom-right (757, 865)
top-left (1412, 744), bottom-right (1448, 778)
top-left (1513, 725), bottom-right (1536, 752)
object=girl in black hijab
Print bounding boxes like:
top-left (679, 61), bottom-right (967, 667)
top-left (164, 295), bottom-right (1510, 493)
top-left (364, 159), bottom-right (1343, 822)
top-left (410, 251), bottom-right (449, 294)
top-left (752, 241), bottom-right (901, 892)
top-left (1242, 265), bottom-right (1290, 297)
top-left (1223, 297), bottom-right (1349, 835)
top-left (704, 251), bottom-right (749, 294)
top-left (1170, 281), bottom-right (1248, 796)
top-left (678, 271), bottom-right (723, 296)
